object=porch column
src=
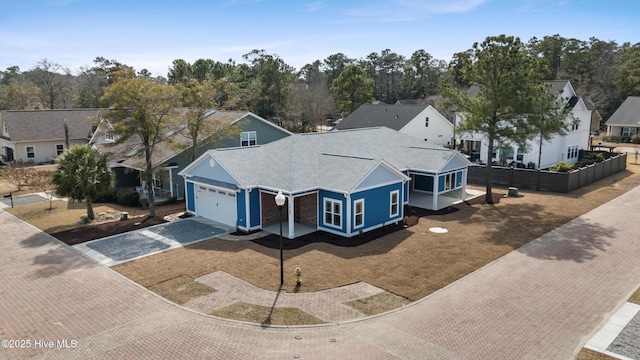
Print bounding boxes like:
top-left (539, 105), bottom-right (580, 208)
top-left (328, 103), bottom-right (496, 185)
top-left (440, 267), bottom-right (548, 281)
top-left (168, 168), bottom-right (174, 198)
top-left (432, 174), bottom-right (438, 210)
top-left (287, 194), bottom-right (295, 239)
top-left (461, 169), bottom-right (468, 201)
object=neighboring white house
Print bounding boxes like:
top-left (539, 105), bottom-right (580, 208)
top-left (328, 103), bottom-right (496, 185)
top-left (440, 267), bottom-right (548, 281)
top-left (334, 104), bottom-right (454, 148)
top-left (605, 96), bottom-right (640, 140)
top-left (0, 109), bottom-right (100, 164)
top-left (456, 80), bottom-right (598, 169)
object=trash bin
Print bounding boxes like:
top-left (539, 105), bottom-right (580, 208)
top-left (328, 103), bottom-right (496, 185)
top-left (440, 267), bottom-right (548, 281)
top-left (120, 212), bottom-right (128, 221)
top-left (508, 187), bottom-right (519, 197)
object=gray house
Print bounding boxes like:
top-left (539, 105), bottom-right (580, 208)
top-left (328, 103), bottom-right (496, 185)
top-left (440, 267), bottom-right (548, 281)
top-left (0, 109), bottom-right (100, 163)
top-left (605, 96), bottom-right (640, 140)
top-left (90, 110), bottom-right (292, 200)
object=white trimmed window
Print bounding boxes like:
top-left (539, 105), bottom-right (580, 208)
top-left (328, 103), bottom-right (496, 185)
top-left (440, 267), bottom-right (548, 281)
top-left (571, 122), bottom-right (579, 131)
top-left (425, 117), bottom-right (429, 127)
top-left (26, 146), bottom-right (35, 159)
top-left (241, 131), bottom-right (257, 147)
top-left (56, 144), bottom-right (64, 156)
top-left (105, 133), bottom-right (115, 142)
top-left (390, 190), bottom-right (399, 217)
top-left (567, 145), bottom-right (579, 159)
top-left (354, 199), bottom-right (364, 228)
top-left (324, 198), bottom-right (342, 228)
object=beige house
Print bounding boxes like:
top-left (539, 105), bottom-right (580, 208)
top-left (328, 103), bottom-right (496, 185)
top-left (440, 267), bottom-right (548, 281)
top-left (0, 109), bottom-right (101, 164)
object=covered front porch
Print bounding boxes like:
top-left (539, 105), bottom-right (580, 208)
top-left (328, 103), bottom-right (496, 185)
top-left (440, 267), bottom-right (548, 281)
top-left (408, 188), bottom-right (483, 210)
top-left (260, 190), bottom-right (318, 239)
top-left (262, 222), bottom-right (317, 239)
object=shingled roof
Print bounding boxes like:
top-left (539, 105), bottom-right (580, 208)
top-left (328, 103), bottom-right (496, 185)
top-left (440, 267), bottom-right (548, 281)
top-left (335, 104), bottom-right (430, 131)
top-left (2, 109), bottom-right (100, 142)
top-left (605, 96), bottom-right (640, 127)
top-left (198, 127), bottom-right (471, 193)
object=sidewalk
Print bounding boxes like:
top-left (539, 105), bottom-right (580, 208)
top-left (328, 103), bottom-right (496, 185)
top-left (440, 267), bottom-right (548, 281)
top-left (1, 185), bottom-right (639, 359)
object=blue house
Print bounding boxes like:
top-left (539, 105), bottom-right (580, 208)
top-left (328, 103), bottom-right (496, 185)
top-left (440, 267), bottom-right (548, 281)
top-left (178, 127), bottom-right (472, 239)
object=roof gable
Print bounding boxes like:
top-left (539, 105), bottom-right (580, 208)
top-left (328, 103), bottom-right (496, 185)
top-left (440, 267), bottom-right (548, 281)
top-left (605, 96), bottom-right (640, 126)
top-left (181, 152), bottom-right (241, 187)
top-left (335, 104), bottom-right (429, 131)
top-left (354, 162), bottom-right (408, 191)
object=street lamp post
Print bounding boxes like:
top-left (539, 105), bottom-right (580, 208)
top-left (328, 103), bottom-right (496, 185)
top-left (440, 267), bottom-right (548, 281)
top-left (275, 190), bottom-right (286, 285)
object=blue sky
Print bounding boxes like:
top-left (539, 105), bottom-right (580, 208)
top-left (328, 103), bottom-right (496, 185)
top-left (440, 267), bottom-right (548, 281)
top-left (1, 0), bottom-right (639, 78)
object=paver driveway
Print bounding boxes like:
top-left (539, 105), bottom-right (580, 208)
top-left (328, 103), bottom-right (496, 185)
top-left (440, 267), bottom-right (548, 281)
top-left (1, 186), bottom-right (640, 359)
top-left (72, 217), bottom-right (234, 266)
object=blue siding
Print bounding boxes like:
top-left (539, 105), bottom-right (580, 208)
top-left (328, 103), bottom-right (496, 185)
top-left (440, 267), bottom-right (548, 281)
top-left (351, 182), bottom-right (403, 231)
top-left (414, 175), bottom-right (434, 192)
top-left (403, 181), bottom-right (408, 203)
top-left (237, 189), bottom-right (247, 228)
top-left (186, 182), bottom-right (195, 212)
top-left (438, 174), bottom-right (446, 192)
top-left (318, 190), bottom-right (347, 234)
top-left (249, 189), bottom-right (261, 228)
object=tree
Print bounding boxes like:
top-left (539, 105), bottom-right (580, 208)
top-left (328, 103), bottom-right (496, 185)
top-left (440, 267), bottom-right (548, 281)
top-left (528, 34), bottom-right (566, 80)
top-left (242, 50), bottom-right (295, 120)
top-left (323, 53), bottom-right (354, 89)
top-left (403, 50), bottom-right (442, 99)
top-left (52, 145), bottom-right (113, 220)
top-left (101, 78), bottom-right (181, 217)
top-left (330, 65), bottom-right (374, 114)
top-left (168, 59), bottom-right (193, 85)
top-left (31, 169), bottom-right (56, 210)
top-left (441, 35), bottom-right (567, 204)
top-left (178, 79), bottom-right (242, 162)
top-left (291, 61), bottom-right (335, 131)
top-left (25, 59), bottom-right (72, 109)
top-left (0, 80), bottom-right (42, 109)
top-left (3, 161), bottom-right (32, 191)
top-left (615, 45), bottom-right (640, 99)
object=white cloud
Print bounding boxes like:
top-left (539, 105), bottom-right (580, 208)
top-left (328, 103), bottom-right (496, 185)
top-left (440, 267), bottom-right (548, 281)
top-left (518, 0), bottom-right (568, 13)
top-left (304, 1), bottom-right (326, 13)
top-left (393, 0), bottom-right (487, 14)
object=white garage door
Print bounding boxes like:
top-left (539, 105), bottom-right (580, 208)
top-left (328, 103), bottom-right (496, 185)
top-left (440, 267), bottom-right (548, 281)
top-left (195, 185), bottom-right (237, 227)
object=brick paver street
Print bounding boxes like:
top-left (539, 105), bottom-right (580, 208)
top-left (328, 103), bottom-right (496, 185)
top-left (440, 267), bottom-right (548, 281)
top-left (1, 186), bottom-right (639, 359)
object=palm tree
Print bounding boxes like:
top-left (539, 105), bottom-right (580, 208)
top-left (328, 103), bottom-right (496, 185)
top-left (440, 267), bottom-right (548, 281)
top-left (52, 145), bottom-right (113, 220)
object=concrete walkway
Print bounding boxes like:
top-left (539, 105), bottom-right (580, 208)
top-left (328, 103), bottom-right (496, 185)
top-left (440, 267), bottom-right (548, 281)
top-left (1, 186), bottom-right (640, 359)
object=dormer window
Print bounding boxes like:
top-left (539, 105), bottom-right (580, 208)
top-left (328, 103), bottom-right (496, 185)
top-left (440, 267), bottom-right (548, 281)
top-left (241, 131), bottom-right (257, 147)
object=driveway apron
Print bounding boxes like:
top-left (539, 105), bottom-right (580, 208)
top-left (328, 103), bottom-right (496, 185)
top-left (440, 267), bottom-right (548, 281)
top-left (72, 217), bottom-right (234, 266)
top-left (1, 186), bottom-right (640, 359)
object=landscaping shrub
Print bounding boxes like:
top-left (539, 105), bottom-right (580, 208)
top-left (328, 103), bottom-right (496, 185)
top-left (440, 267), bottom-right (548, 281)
top-left (578, 153), bottom-right (604, 167)
top-left (93, 189), bottom-right (117, 204)
top-left (79, 214), bottom-right (91, 224)
top-left (549, 161), bottom-right (575, 173)
top-left (114, 188), bottom-right (140, 207)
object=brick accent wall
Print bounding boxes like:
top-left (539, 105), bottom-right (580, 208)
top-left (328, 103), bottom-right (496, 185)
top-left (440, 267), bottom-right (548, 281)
top-left (261, 192), bottom-right (287, 227)
top-left (261, 192), bottom-right (317, 227)
top-left (294, 194), bottom-right (317, 227)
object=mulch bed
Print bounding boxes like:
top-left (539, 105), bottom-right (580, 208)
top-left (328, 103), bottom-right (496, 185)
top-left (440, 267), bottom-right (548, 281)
top-left (52, 209), bottom-right (178, 245)
top-left (51, 194), bottom-right (504, 247)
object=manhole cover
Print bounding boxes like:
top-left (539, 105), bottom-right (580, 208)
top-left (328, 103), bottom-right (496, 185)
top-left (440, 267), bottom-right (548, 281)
top-left (429, 227), bottom-right (448, 233)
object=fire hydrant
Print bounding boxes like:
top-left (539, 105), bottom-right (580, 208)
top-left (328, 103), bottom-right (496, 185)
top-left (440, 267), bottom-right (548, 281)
top-left (294, 267), bottom-right (302, 285)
